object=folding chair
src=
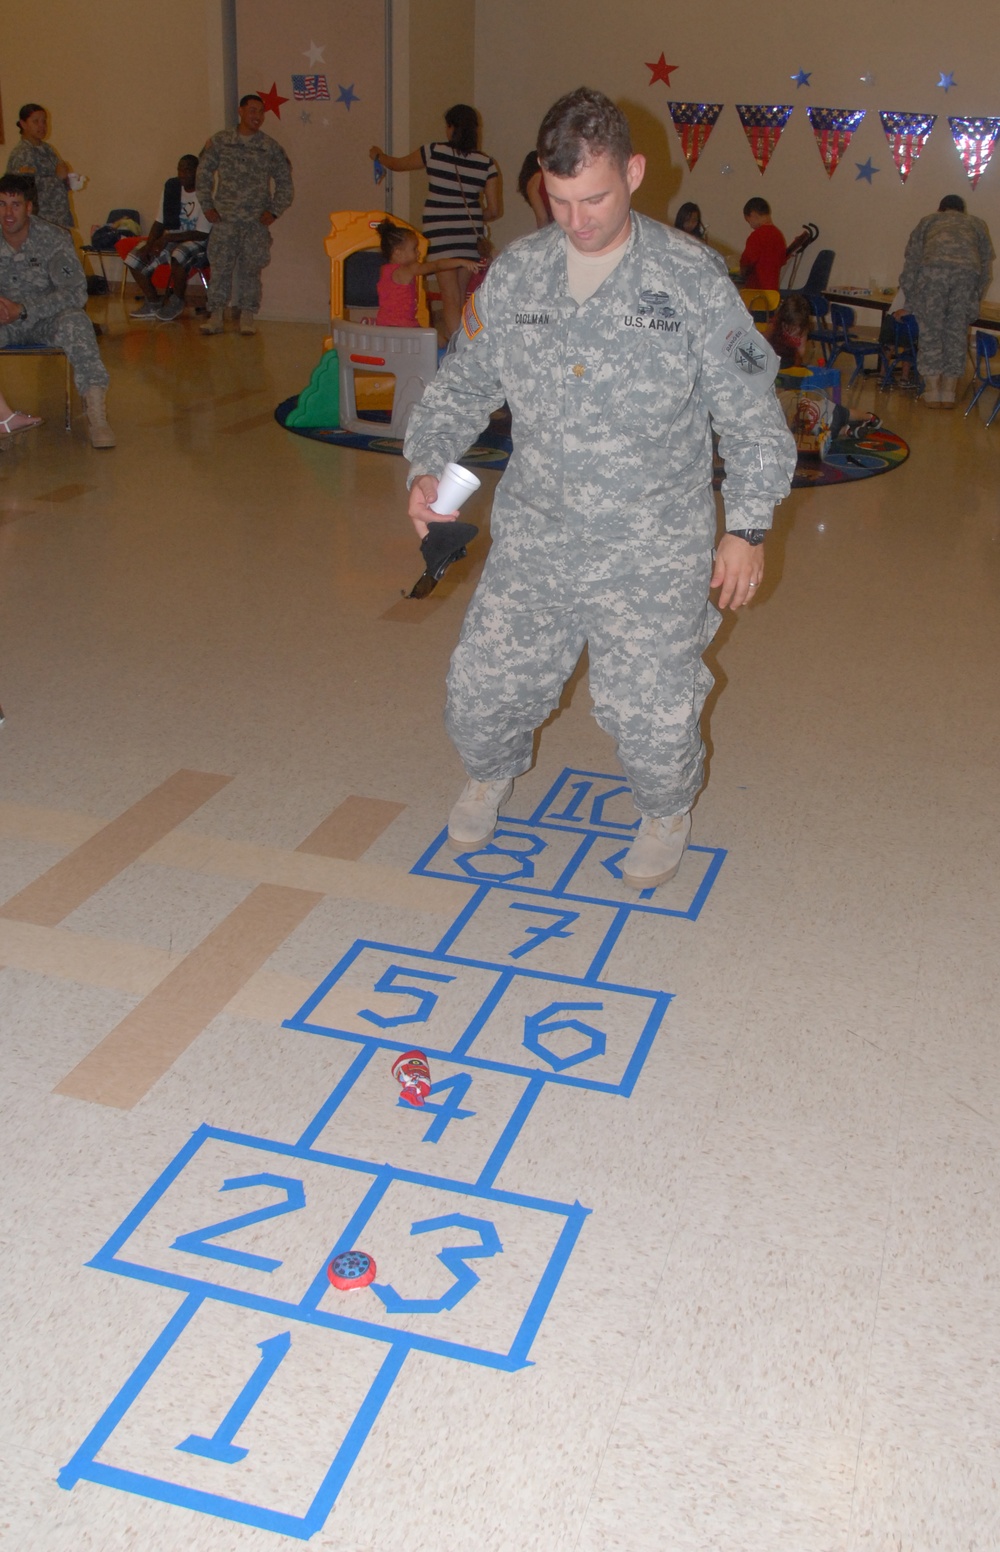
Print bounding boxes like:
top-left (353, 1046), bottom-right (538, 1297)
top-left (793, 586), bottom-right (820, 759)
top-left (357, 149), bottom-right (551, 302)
top-left (0, 344), bottom-right (72, 430)
top-left (964, 331), bottom-right (1000, 426)
top-left (81, 208), bottom-right (141, 292)
top-left (829, 304), bottom-right (889, 386)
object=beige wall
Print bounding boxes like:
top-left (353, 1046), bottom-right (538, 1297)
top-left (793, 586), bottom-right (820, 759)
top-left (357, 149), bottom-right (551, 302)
top-left (3, 0), bottom-right (226, 239)
top-left (475, 0), bottom-right (1000, 301)
top-left (388, 0), bottom-right (476, 228)
top-left (235, 0), bottom-right (387, 321)
top-left (7, 1), bottom-right (997, 314)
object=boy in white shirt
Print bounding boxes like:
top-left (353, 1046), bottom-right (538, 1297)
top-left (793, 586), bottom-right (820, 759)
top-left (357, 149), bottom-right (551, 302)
top-left (125, 154), bottom-right (212, 322)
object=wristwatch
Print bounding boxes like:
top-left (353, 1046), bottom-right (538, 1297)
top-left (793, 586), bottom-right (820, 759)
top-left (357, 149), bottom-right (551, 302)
top-left (728, 528), bottom-right (767, 545)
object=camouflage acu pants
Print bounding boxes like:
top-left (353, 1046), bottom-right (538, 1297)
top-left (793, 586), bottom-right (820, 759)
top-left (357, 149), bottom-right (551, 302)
top-left (912, 264), bottom-right (981, 376)
top-left (0, 309), bottom-right (108, 392)
top-left (446, 525), bottom-right (720, 818)
top-left (205, 220), bottom-right (272, 314)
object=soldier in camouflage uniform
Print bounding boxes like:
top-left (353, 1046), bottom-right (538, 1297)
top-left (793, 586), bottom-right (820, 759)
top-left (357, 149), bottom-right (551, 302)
top-left (0, 175), bottom-right (114, 447)
top-left (404, 89), bottom-right (795, 889)
top-left (196, 94), bottom-right (293, 336)
top-left (4, 104), bottom-right (74, 229)
top-left (900, 194), bottom-right (993, 407)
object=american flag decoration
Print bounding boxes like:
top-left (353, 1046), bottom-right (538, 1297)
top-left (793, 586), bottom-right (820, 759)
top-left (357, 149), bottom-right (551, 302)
top-left (735, 105), bottom-right (794, 175)
top-left (667, 103), bottom-right (724, 172)
top-left (879, 112), bottom-right (937, 183)
top-left (948, 116), bottom-right (1000, 188)
top-left (807, 107), bottom-right (866, 177)
top-left (291, 74), bottom-right (331, 101)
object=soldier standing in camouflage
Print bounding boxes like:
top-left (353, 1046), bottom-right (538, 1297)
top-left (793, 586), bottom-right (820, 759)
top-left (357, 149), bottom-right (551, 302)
top-left (0, 174), bottom-right (114, 448)
top-left (900, 193), bottom-right (994, 408)
top-left (196, 94), bottom-right (293, 336)
top-left (403, 88), bottom-right (796, 889)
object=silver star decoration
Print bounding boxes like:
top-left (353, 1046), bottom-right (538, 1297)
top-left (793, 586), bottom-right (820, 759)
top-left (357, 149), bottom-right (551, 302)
top-left (300, 110), bottom-right (311, 125)
top-left (304, 40), bottom-right (325, 66)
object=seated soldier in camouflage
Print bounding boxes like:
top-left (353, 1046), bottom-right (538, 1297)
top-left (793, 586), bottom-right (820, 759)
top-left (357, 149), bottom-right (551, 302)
top-left (0, 174), bottom-right (114, 448)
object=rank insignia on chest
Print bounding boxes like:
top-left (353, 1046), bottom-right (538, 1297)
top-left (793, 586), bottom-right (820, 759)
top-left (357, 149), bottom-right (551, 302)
top-left (636, 289), bottom-right (676, 320)
top-left (571, 363), bottom-right (586, 378)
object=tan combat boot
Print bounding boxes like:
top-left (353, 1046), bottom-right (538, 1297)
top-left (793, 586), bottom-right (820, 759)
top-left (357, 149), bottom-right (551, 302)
top-left (922, 373), bottom-right (942, 406)
top-left (200, 312), bottom-right (225, 335)
top-left (239, 311), bottom-right (257, 336)
top-left (939, 375), bottom-right (958, 407)
top-left (84, 386), bottom-right (116, 449)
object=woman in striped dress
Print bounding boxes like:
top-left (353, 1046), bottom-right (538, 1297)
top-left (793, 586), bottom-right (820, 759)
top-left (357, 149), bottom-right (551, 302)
top-left (370, 104), bottom-right (501, 338)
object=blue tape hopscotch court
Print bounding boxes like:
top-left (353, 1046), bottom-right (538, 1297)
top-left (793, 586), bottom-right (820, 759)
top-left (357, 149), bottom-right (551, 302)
top-left (59, 769), bottom-right (725, 1538)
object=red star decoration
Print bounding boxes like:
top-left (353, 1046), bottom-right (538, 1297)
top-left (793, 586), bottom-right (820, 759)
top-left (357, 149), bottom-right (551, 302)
top-left (257, 82), bottom-right (289, 118)
top-left (646, 53), bottom-right (678, 87)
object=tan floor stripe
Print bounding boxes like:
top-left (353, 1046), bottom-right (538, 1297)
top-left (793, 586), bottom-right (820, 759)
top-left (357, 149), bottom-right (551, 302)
top-left (0, 919), bottom-right (177, 995)
top-left (0, 770), bottom-right (232, 928)
top-left (142, 830), bottom-right (463, 913)
top-left (0, 802), bottom-right (104, 848)
top-left (34, 484), bottom-right (96, 503)
top-left (54, 883), bottom-right (322, 1109)
top-left (298, 796), bottom-right (406, 860)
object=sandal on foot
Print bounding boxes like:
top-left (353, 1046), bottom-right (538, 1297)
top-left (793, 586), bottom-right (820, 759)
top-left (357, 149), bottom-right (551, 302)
top-left (0, 411), bottom-right (43, 435)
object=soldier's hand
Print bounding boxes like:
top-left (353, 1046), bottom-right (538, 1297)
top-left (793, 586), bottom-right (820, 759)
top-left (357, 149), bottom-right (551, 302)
top-left (260, 212), bottom-right (276, 226)
top-left (408, 474), bottom-right (455, 539)
top-left (711, 532), bottom-right (764, 611)
top-left (205, 208), bottom-right (220, 223)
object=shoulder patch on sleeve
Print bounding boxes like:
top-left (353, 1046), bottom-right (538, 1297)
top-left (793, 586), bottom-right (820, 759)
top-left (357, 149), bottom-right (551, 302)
top-left (462, 293), bottom-right (484, 339)
top-left (707, 308), bottom-right (778, 395)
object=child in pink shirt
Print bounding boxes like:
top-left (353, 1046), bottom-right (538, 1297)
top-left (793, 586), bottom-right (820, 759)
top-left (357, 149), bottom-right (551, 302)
top-left (375, 220), bottom-right (483, 332)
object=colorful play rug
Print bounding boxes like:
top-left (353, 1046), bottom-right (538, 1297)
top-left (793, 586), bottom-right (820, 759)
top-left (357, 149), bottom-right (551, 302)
top-left (274, 399), bottom-right (909, 489)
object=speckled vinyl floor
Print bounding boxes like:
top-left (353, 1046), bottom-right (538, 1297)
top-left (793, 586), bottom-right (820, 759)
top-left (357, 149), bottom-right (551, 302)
top-left (2, 304), bottom-right (999, 1552)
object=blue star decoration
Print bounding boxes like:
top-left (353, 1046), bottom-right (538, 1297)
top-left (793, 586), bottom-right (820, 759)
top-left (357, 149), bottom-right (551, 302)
top-left (856, 158), bottom-right (879, 182)
top-left (336, 83), bottom-right (360, 110)
top-left (938, 71), bottom-right (956, 91)
top-left (791, 69), bottom-right (812, 88)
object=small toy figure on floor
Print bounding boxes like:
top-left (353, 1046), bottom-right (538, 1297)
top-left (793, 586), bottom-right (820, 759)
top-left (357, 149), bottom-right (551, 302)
top-left (375, 219), bottom-right (483, 334)
top-left (765, 294), bottom-right (812, 368)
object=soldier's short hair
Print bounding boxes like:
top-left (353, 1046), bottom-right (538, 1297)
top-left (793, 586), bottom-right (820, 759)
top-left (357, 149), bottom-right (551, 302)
top-left (939, 194), bottom-right (966, 213)
top-left (239, 93), bottom-right (264, 108)
top-left (537, 88), bottom-right (632, 177)
top-left (0, 173), bottom-right (36, 209)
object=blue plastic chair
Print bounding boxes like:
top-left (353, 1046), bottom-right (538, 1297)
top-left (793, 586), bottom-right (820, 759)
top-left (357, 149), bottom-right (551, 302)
top-left (830, 304), bottom-right (889, 386)
top-left (880, 314), bottom-right (923, 393)
top-left (964, 331), bottom-right (1000, 426)
top-left (807, 294), bottom-right (837, 364)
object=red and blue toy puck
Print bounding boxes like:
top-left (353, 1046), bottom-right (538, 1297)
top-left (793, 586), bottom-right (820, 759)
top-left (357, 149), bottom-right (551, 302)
top-left (327, 1250), bottom-right (376, 1290)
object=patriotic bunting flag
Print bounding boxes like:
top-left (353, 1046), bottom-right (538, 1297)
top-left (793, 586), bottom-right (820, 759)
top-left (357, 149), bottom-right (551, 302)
top-left (879, 112), bottom-right (937, 182)
top-left (667, 103), bottom-right (724, 171)
top-left (807, 107), bottom-right (866, 177)
top-left (948, 116), bottom-right (1000, 187)
top-left (292, 74), bottom-right (331, 101)
top-left (735, 105), bottom-right (793, 175)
